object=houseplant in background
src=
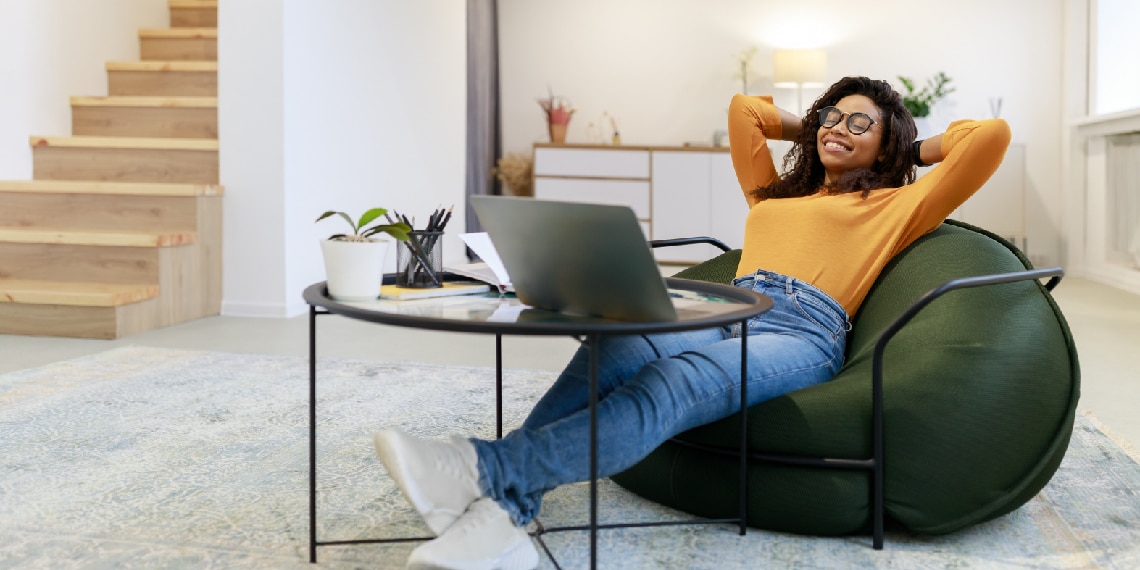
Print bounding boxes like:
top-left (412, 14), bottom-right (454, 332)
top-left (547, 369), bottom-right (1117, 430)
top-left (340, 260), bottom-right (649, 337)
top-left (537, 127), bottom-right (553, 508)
top-left (898, 71), bottom-right (955, 138)
top-left (538, 88), bottom-right (575, 144)
top-left (316, 208), bottom-right (410, 301)
top-left (493, 153), bottom-right (534, 196)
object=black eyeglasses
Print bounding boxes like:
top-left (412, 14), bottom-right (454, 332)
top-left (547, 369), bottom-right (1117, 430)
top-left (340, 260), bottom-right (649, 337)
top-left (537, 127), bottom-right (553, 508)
top-left (818, 106), bottom-right (877, 135)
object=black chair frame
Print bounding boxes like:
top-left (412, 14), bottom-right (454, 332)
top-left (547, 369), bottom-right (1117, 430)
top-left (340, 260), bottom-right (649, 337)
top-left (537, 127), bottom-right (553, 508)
top-left (649, 236), bottom-right (1063, 549)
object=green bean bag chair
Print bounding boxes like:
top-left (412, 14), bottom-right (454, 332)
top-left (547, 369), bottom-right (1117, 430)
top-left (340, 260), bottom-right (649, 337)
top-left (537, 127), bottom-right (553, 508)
top-left (612, 220), bottom-right (1080, 536)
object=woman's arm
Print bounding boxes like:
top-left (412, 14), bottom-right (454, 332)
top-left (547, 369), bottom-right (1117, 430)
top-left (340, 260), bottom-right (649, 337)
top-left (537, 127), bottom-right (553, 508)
top-left (915, 133), bottom-right (944, 165)
top-left (727, 94), bottom-right (788, 206)
top-left (775, 107), bottom-right (803, 142)
top-left (906, 119), bottom-right (1012, 224)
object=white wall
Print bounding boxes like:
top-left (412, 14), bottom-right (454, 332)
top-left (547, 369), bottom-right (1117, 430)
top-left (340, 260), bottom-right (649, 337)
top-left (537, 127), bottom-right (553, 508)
top-left (220, 0), bottom-right (467, 317)
top-left (499, 0), bottom-right (1066, 266)
top-left (0, 0), bottom-right (168, 179)
top-left (218, 0), bottom-right (287, 317)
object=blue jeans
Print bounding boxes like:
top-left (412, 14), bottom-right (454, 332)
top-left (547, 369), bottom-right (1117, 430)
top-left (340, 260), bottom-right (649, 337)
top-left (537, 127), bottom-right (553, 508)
top-left (469, 269), bottom-right (850, 526)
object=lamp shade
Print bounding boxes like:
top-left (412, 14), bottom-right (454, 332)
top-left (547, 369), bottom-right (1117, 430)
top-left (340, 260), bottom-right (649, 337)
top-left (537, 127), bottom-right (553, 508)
top-left (773, 49), bottom-right (827, 88)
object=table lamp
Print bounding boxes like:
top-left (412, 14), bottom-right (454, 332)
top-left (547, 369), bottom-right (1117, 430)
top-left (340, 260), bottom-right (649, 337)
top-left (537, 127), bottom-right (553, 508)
top-left (773, 49), bottom-right (827, 115)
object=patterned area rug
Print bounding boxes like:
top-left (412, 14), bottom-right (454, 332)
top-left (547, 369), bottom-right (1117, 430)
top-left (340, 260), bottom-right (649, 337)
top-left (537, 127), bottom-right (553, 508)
top-left (0, 346), bottom-right (1137, 569)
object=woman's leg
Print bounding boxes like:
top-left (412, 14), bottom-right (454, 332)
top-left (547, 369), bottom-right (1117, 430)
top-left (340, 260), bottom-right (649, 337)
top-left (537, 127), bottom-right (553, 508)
top-left (521, 329), bottom-right (728, 431)
top-left (507, 328), bottom-right (728, 519)
top-left (474, 328), bottom-right (844, 525)
top-left (473, 274), bottom-right (850, 527)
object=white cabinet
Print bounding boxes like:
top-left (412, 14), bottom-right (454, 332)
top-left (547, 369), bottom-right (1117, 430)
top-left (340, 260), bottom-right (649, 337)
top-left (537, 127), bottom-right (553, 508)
top-left (533, 146), bottom-right (652, 238)
top-left (652, 151), bottom-right (748, 262)
top-left (534, 147), bottom-right (649, 178)
top-left (709, 153), bottom-right (748, 252)
top-left (533, 144), bottom-right (747, 264)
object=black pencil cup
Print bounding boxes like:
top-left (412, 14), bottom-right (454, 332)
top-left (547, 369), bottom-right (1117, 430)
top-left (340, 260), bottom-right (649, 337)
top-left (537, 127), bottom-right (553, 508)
top-left (396, 230), bottom-right (444, 288)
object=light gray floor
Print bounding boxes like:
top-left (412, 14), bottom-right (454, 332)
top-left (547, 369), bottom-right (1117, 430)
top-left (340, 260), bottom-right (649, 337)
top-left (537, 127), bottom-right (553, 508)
top-left (1, 276), bottom-right (1137, 446)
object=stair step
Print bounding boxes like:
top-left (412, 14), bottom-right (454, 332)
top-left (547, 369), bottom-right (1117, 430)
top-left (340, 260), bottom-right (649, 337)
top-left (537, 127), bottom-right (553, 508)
top-left (170, 0), bottom-right (217, 28)
top-left (139, 28), bottom-right (217, 61)
top-left (0, 227), bottom-right (196, 247)
top-left (29, 136), bottom-right (218, 184)
top-left (140, 28), bottom-right (218, 39)
top-left (71, 96), bottom-right (217, 139)
top-left (70, 96), bottom-right (218, 108)
top-left (0, 180), bottom-right (222, 196)
top-left (0, 302), bottom-right (151, 339)
top-left (0, 241), bottom-right (159, 284)
top-left (0, 279), bottom-right (158, 307)
top-left (0, 191), bottom-right (197, 233)
top-left (30, 135), bottom-right (218, 151)
top-left (106, 61), bottom-right (217, 96)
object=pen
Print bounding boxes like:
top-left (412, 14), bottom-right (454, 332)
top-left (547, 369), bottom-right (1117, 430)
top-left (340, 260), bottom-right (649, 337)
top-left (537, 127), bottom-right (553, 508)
top-left (425, 205), bottom-right (452, 255)
top-left (438, 205), bottom-right (453, 232)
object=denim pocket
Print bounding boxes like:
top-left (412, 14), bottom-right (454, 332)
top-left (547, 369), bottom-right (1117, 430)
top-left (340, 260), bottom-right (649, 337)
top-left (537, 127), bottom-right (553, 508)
top-left (791, 291), bottom-right (845, 340)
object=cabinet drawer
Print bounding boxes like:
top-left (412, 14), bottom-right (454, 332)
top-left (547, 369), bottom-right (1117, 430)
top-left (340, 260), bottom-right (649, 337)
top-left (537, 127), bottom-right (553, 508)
top-left (533, 178), bottom-right (651, 219)
top-left (534, 147), bottom-right (650, 178)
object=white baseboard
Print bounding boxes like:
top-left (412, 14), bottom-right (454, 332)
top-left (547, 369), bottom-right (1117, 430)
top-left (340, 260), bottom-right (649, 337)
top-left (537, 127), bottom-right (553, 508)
top-left (1084, 265), bottom-right (1140, 297)
top-left (221, 300), bottom-right (308, 318)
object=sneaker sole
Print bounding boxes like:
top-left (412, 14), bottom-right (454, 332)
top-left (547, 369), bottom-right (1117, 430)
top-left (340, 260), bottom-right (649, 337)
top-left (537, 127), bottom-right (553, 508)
top-left (406, 533), bottom-right (539, 570)
top-left (499, 536), bottom-right (540, 570)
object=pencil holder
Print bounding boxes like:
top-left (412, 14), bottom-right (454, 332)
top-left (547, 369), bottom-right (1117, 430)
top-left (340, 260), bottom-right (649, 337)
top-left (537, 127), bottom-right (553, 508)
top-left (396, 230), bottom-right (443, 288)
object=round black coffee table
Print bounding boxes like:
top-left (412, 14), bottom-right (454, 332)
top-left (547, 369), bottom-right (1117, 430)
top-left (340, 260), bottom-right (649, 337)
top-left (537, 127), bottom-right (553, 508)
top-left (302, 277), bottom-right (772, 568)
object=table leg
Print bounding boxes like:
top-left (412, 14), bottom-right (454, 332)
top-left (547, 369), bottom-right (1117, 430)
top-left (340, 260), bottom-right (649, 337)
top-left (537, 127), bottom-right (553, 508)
top-left (588, 333), bottom-right (599, 570)
top-left (309, 305), bottom-right (318, 563)
top-left (496, 334), bottom-right (503, 440)
top-left (739, 318), bottom-right (748, 536)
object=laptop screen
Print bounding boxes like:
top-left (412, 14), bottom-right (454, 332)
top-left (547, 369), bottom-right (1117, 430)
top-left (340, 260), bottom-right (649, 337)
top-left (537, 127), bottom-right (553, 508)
top-left (469, 196), bottom-right (677, 322)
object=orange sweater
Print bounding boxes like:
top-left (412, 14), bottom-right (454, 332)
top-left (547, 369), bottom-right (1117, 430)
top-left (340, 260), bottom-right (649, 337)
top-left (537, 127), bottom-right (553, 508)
top-left (727, 94), bottom-right (1012, 315)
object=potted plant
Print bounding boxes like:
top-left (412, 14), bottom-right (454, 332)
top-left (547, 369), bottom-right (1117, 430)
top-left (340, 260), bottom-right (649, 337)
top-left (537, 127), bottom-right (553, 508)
top-left (492, 153), bottom-right (534, 196)
top-left (898, 71), bottom-right (955, 138)
top-left (316, 208), bottom-right (410, 301)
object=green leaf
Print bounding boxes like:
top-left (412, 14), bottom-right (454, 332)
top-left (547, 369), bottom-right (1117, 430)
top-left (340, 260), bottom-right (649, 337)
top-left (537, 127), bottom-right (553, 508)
top-left (357, 208), bottom-right (389, 230)
top-left (316, 210), bottom-right (361, 235)
top-left (363, 222), bottom-right (411, 241)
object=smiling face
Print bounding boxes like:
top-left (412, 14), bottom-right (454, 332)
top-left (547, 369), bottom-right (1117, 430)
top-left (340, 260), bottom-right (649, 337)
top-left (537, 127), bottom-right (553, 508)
top-left (816, 94), bottom-right (886, 185)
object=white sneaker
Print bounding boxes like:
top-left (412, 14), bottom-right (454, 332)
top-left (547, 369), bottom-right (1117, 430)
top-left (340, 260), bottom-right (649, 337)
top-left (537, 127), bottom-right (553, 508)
top-left (407, 497), bottom-right (539, 570)
top-left (373, 429), bottom-right (483, 535)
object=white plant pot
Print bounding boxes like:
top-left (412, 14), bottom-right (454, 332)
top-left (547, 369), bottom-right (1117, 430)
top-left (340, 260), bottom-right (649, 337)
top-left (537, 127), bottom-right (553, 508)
top-left (320, 238), bottom-right (391, 301)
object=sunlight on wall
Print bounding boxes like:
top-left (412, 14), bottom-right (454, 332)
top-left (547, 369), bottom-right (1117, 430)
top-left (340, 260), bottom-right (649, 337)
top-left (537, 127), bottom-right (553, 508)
top-left (750, 5), bottom-right (841, 49)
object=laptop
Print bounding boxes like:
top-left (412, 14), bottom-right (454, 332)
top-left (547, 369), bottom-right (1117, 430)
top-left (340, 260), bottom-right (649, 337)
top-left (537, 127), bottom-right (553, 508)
top-left (469, 195), bottom-right (678, 322)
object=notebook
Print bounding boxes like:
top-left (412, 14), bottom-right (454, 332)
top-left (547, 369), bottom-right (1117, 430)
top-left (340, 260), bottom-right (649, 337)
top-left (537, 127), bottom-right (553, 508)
top-left (468, 196), bottom-right (677, 322)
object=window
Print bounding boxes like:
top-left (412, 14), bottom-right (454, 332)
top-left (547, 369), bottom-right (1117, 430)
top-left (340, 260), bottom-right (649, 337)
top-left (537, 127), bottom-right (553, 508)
top-left (1094, 0), bottom-right (1140, 115)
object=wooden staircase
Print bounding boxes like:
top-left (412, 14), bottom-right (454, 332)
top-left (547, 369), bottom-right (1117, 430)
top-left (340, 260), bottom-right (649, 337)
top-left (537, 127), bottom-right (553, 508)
top-left (0, 0), bottom-right (221, 339)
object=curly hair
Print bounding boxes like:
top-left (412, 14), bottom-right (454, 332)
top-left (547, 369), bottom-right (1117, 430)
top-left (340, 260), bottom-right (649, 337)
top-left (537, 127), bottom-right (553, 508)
top-left (750, 76), bottom-right (918, 201)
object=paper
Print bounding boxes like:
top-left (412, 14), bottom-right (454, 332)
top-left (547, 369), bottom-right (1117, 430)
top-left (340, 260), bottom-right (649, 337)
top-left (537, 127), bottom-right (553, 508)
top-left (447, 233), bottom-right (514, 293)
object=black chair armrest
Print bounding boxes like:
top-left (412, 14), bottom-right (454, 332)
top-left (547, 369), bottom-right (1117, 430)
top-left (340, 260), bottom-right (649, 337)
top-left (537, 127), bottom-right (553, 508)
top-left (865, 266), bottom-right (1064, 547)
top-left (649, 236), bottom-right (733, 252)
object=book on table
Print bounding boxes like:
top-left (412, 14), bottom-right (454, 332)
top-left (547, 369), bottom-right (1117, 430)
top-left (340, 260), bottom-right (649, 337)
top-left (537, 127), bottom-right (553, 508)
top-left (379, 281), bottom-right (491, 301)
top-left (443, 232), bottom-right (514, 294)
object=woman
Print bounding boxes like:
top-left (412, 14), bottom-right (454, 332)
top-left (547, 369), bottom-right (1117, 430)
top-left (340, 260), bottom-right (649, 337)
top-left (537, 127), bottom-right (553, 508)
top-left (374, 76), bottom-right (1011, 570)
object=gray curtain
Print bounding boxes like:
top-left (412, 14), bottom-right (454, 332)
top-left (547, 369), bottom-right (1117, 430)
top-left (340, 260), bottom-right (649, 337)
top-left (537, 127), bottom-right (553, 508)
top-left (465, 0), bottom-right (501, 240)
